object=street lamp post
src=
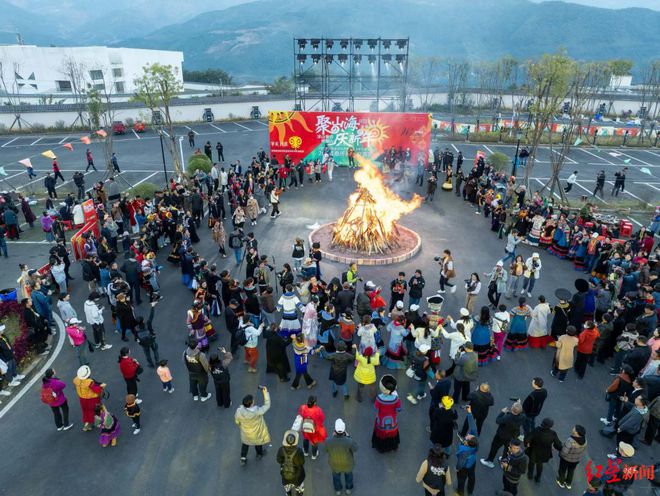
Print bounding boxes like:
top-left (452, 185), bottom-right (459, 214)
top-left (512, 131), bottom-right (522, 177)
top-left (158, 130), bottom-right (168, 185)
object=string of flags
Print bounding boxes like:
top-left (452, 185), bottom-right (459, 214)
top-left (13, 130), bottom-right (105, 173)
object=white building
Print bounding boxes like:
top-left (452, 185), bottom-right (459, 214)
top-left (0, 45), bottom-right (184, 97)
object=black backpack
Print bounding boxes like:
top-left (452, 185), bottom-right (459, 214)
top-left (136, 327), bottom-right (153, 347)
top-left (229, 234), bottom-right (242, 249)
top-left (235, 327), bottom-right (248, 346)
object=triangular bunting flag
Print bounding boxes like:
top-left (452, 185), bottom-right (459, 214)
top-left (18, 158), bottom-right (32, 168)
top-left (41, 150), bottom-right (57, 159)
top-left (63, 143), bottom-right (73, 151)
top-left (573, 137), bottom-right (582, 147)
top-left (95, 129), bottom-right (107, 138)
top-left (640, 167), bottom-right (652, 176)
top-left (80, 136), bottom-right (91, 144)
top-left (623, 159), bottom-right (631, 164)
top-left (0, 167), bottom-right (7, 176)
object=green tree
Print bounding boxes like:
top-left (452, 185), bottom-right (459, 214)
top-left (133, 63), bottom-right (184, 175)
top-left (187, 153), bottom-right (212, 175)
top-left (267, 76), bottom-right (294, 95)
top-left (523, 52), bottom-right (575, 191)
top-left (607, 59), bottom-right (633, 76)
top-left (488, 152), bottom-right (509, 171)
top-left (182, 69), bottom-right (233, 85)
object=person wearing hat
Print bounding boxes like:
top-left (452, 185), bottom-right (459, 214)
top-left (372, 375), bottom-right (401, 453)
top-left (556, 425), bottom-right (588, 489)
top-left (521, 253), bottom-right (542, 298)
top-left (550, 288), bottom-right (572, 345)
top-left (569, 278), bottom-right (589, 329)
top-left (73, 365), bottom-right (105, 431)
top-left (407, 345), bottom-right (431, 405)
top-left (603, 442), bottom-right (636, 494)
top-left (276, 429), bottom-right (306, 496)
top-left (453, 342), bottom-right (478, 402)
top-left (408, 269), bottom-right (425, 307)
top-left (325, 418), bottom-right (358, 494)
top-left (524, 417), bottom-right (561, 483)
top-left (430, 395), bottom-right (458, 455)
top-left (415, 444), bottom-right (451, 495)
top-left (65, 317), bottom-right (90, 366)
top-left (485, 262), bottom-right (507, 309)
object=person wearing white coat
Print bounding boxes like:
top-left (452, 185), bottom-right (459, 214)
top-left (522, 253), bottom-right (542, 297)
top-left (527, 295), bottom-right (552, 349)
top-left (83, 292), bottom-right (112, 350)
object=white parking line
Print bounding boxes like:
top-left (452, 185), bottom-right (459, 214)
top-left (132, 129), bottom-right (141, 139)
top-left (644, 150), bottom-right (660, 159)
top-left (606, 181), bottom-right (652, 206)
top-left (131, 171), bottom-right (159, 187)
top-left (641, 183), bottom-right (660, 193)
top-left (30, 137), bottom-right (43, 146)
top-left (209, 123), bottom-right (227, 133)
top-left (185, 125), bottom-right (199, 135)
top-left (1, 137), bottom-right (19, 147)
top-left (574, 180), bottom-right (609, 204)
top-left (255, 120), bottom-right (269, 126)
top-left (233, 122), bottom-right (252, 131)
top-left (161, 130), bottom-right (170, 138)
top-left (614, 150), bottom-right (654, 166)
top-left (451, 144), bottom-right (459, 153)
top-left (57, 136), bottom-right (69, 144)
top-left (55, 170), bottom-right (93, 190)
top-left (4, 170), bottom-right (26, 181)
top-left (627, 217), bottom-right (644, 228)
top-left (483, 145), bottom-right (494, 154)
top-left (579, 148), bottom-right (616, 165)
top-left (551, 149), bottom-right (578, 164)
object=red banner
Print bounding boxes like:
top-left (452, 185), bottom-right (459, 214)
top-left (82, 199), bottom-right (98, 225)
top-left (269, 111), bottom-right (432, 167)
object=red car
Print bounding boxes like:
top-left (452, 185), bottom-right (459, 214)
top-left (112, 121), bottom-right (126, 135)
top-left (133, 121), bottom-right (146, 133)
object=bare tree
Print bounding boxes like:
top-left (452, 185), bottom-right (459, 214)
top-left (60, 56), bottom-right (88, 128)
top-left (637, 60), bottom-right (660, 142)
top-left (446, 59), bottom-right (470, 115)
top-left (408, 56), bottom-right (442, 110)
top-left (0, 61), bottom-right (31, 130)
top-left (86, 67), bottom-right (120, 179)
top-left (539, 61), bottom-right (610, 202)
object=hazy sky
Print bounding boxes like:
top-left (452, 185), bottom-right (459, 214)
top-left (534, 0), bottom-right (659, 9)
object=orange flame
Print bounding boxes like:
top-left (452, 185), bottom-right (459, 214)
top-left (332, 154), bottom-right (423, 253)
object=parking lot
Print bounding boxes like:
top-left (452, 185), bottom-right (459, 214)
top-left (0, 118), bottom-right (658, 232)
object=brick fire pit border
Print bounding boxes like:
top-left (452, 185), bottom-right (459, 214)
top-left (309, 223), bottom-right (422, 266)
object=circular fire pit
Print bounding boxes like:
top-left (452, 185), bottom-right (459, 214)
top-left (310, 222), bottom-right (421, 266)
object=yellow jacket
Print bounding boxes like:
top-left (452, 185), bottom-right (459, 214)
top-left (73, 377), bottom-right (101, 399)
top-left (353, 352), bottom-right (379, 385)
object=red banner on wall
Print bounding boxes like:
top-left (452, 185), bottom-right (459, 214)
top-left (269, 111), bottom-right (432, 167)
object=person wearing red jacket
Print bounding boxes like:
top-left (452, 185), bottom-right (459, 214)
top-left (574, 321), bottom-right (600, 380)
top-left (297, 395), bottom-right (327, 459)
top-left (277, 165), bottom-right (289, 190)
top-left (118, 347), bottom-right (142, 401)
top-left (52, 159), bottom-right (65, 182)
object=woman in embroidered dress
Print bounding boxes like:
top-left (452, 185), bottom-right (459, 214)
top-left (504, 297), bottom-right (532, 351)
top-left (372, 375), bottom-right (401, 453)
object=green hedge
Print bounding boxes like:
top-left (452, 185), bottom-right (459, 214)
top-left (129, 182), bottom-right (160, 199)
top-left (488, 152), bottom-right (510, 171)
top-left (187, 154), bottom-right (212, 175)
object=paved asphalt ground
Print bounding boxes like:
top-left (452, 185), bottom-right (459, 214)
top-left (0, 122), bottom-right (657, 496)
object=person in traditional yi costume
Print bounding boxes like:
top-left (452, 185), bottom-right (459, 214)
top-left (538, 218), bottom-right (556, 249)
top-left (548, 216), bottom-right (571, 259)
top-left (264, 323), bottom-right (292, 382)
top-left (584, 232), bottom-right (601, 275)
top-left (95, 403), bottom-right (120, 448)
top-left (471, 306), bottom-right (499, 365)
top-left (571, 230), bottom-right (589, 271)
top-left (549, 288), bottom-right (572, 346)
top-left (277, 284), bottom-right (305, 338)
top-left (504, 297), bottom-right (532, 351)
top-left (382, 316), bottom-right (409, 369)
top-left (527, 295), bottom-right (552, 349)
top-left (592, 239), bottom-right (613, 280)
top-left (187, 300), bottom-right (213, 351)
top-left (513, 209), bottom-right (530, 238)
top-left (246, 195), bottom-right (259, 226)
top-left (372, 375), bottom-right (401, 453)
top-left (526, 212), bottom-right (545, 246)
top-left (302, 296), bottom-right (320, 348)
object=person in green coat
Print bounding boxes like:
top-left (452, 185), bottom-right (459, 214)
top-left (325, 418), bottom-right (358, 494)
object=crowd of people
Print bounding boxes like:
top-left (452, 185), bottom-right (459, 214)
top-left (0, 142), bottom-right (658, 496)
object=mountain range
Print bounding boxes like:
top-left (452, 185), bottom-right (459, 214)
top-left (2, 0), bottom-right (659, 82)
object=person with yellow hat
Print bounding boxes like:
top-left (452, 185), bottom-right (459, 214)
top-left (429, 395), bottom-right (458, 456)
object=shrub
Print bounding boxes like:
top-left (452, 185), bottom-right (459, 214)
top-left (31, 123), bottom-right (46, 132)
top-left (488, 152), bottom-right (510, 171)
top-left (0, 300), bottom-right (31, 366)
top-left (129, 182), bottom-right (160, 199)
top-left (187, 153), bottom-right (212, 175)
top-left (54, 120), bottom-right (66, 129)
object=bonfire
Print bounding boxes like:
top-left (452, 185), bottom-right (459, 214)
top-left (331, 155), bottom-right (423, 254)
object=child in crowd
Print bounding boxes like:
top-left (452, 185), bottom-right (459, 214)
top-left (157, 359), bottom-right (174, 393)
top-left (124, 393), bottom-right (141, 435)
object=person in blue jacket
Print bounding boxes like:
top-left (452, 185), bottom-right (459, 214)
top-left (455, 405), bottom-right (479, 496)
